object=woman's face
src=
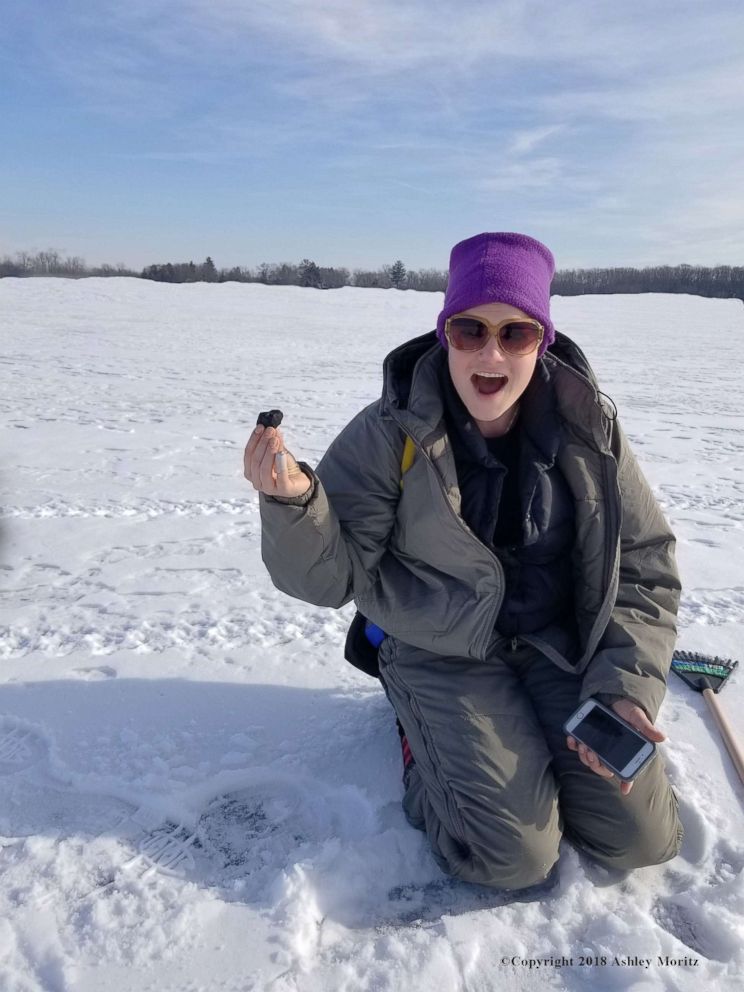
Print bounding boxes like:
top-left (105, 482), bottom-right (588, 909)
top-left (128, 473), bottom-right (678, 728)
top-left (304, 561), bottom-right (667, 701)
top-left (446, 302), bottom-right (540, 437)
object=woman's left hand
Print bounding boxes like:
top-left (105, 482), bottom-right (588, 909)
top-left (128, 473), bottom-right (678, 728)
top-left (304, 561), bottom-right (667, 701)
top-left (566, 698), bottom-right (666, 796)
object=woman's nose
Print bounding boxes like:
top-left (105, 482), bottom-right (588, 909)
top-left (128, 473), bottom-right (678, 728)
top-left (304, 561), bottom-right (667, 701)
top-left (480, 332), bottom-right (508, 362)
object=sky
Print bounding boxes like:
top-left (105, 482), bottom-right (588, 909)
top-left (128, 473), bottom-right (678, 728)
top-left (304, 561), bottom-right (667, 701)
top-left (2, 0), bottom-right (744, 273)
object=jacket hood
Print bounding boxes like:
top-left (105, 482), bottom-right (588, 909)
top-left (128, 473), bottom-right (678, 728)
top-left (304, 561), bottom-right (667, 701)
top-left (381, 330), bottom-right (438, 412)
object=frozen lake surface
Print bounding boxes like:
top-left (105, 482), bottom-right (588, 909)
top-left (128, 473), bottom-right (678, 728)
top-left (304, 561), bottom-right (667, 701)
top-left (1, 278), bottom-right (743, 991)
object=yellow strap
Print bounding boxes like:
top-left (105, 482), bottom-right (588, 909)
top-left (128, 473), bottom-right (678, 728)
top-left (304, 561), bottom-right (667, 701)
top-left (399, 435), bottom-right (416, 489)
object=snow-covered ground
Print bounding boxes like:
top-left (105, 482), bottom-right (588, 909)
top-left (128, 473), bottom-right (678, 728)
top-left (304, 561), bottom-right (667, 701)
top-left (1, 277), bottom-right (743, 991)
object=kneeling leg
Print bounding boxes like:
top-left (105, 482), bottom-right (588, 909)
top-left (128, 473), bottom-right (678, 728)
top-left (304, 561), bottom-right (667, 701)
top-left (518, 649), bottom-right (684, 871)
top-left (379, 637), bottom-right (563, 890)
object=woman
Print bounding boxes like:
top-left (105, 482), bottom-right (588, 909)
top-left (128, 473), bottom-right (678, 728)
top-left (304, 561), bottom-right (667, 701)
top-left (244, 232), bottom-right (684, 891)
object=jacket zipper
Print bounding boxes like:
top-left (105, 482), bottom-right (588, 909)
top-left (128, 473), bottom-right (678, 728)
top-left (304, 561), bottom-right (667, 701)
top-left (593, 452), bottom-right (620, 649)
top-left (602, 455), bottom-right (616, 600)
top-left (578, 445), bottom-right (619, 662)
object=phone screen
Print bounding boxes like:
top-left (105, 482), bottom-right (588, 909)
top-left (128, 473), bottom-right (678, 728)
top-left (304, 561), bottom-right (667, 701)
top-left (573, 706), bottom-right (646, 770)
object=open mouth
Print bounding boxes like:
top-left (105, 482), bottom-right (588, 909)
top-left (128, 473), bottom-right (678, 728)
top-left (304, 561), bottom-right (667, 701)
top-left (472, 372), bottom-right (508, 396)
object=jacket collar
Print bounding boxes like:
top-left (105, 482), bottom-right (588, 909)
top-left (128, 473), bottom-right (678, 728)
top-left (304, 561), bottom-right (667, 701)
top-left (381, 329), bottom-right (614, 455)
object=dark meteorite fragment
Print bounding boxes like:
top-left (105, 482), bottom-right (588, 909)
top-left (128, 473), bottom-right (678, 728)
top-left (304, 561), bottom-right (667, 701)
top-left (256, 409), bottom-right (284, 429)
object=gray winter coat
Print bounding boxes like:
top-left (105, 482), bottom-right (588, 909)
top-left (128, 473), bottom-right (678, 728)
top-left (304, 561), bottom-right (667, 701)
top-left (259, 330), bottom-right (682, 724)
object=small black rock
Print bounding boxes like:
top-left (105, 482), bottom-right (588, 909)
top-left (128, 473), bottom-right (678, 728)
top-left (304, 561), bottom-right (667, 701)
top-left (256, 409), bottom-right (284, 429)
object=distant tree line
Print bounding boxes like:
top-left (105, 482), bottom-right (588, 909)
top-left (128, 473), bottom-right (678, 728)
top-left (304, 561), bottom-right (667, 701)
top-left (552, 263), bottom-right (744, 300)
top-left (0, 250), bottom-right (139, 278)
top-left (139, 256), bottom-right (445, 291)
top-left (2, 249), bottom-right (743, 302)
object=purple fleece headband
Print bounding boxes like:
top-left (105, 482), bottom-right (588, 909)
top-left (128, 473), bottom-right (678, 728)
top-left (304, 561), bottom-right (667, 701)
top-left (436, 232), bottom-right (557, 358)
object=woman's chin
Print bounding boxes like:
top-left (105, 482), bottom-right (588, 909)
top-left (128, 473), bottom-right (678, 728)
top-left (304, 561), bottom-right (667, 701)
top-left (467, 393), bottom-right (510, 420)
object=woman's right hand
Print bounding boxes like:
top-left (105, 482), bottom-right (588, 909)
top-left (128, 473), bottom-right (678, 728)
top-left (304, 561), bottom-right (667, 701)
top-left (244, 424), bottom-right (313, 499)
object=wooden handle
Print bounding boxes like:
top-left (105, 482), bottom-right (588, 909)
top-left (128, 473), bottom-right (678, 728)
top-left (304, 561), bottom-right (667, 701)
top-left (703, 688), bottom-right (744, 786)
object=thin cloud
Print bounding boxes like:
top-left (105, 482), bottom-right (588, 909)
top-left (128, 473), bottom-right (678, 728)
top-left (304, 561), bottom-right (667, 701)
top-left (507, 126), bottom-right (569, 156)
top-left (12, 2), bottom-right (744, 118)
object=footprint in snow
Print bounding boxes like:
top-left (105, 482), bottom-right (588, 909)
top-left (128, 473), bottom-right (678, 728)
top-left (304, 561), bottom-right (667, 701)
top-left (0, 715), bottom-right (331, 904)
top-left (0, 717), bottom-right (137, 853)
top-left (190, 781), bottom-right (330, 900)
top-left (0, 718), bottom-right (49, 774)
top-left (651, 836), bottom-right (744, 963)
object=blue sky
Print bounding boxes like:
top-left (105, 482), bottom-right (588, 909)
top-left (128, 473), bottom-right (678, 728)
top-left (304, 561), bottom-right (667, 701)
top-left (2, 0), bottom-right (743, 272)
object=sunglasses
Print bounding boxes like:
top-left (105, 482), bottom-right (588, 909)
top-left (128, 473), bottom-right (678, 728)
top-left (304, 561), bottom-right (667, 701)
top-left (444, 313), bottom-right (544, 356)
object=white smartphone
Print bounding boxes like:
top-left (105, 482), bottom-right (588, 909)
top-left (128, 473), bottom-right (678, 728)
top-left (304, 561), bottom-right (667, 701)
top-left (562, 698), bottom-right (657, 781)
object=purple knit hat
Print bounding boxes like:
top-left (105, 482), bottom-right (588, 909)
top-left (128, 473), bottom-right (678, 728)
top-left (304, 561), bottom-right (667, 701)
top-left (436, 232), bottom-right (557, 358)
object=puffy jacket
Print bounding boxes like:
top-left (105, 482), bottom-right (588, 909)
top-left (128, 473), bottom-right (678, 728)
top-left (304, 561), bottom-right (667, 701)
top-left (259, 329), bottom-right (682, 723)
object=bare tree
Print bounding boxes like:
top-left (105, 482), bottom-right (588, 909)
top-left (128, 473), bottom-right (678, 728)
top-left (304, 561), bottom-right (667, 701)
top-left (406, 267), bottom-right (448, 292)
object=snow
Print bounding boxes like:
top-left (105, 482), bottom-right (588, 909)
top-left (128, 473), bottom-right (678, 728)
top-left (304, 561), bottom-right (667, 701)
top-left (1, 277), bottom-right (743, 991)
